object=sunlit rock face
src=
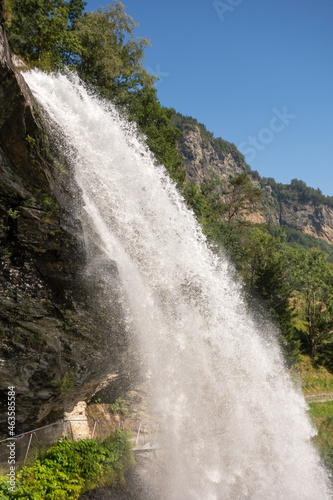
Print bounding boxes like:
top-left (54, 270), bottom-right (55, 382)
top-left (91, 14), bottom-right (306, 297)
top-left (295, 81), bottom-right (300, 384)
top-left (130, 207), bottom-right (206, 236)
top-left (0, 20), bottom-right (137, 437)
top-left (178, 125), bottom-right (333, 244)
top-left (178, 126), bottom-right (247, 184)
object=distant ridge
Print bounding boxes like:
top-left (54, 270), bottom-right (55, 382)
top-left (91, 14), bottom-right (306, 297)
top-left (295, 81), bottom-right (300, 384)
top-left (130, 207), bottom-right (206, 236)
top-left (172, 112), bottom-right (333, 247)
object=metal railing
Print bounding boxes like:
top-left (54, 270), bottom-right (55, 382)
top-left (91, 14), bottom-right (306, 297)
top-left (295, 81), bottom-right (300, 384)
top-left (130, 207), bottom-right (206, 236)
top-left (134, 421), bottom-right (160, 450)
top-left (0, 418), bottom-right (161, 471)
top-left (0, 418), bottom-right (120, 470)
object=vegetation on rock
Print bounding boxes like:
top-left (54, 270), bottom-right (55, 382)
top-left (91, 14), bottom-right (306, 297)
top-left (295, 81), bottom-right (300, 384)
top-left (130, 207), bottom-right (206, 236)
top-left (0, 431), bottom-right (134, 499)
top-left (171, 112), bottom-right (246, 164)
top-left (261, 177), bottom-right (333, 209)
top-left (4, 0), bottom-right (185, 185)
top-left (172, 113), bottom-right (333, 368)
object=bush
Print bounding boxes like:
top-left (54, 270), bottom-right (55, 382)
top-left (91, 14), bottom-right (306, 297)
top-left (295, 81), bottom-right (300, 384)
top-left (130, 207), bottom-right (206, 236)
top-left (110, 398), bottom-right (129, 416)
top-left (0, 430), bottom-right (134, 499)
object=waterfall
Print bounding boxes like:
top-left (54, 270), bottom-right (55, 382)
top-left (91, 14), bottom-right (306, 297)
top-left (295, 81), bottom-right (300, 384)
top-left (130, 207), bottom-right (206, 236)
top-left (24, 70), bottom-right (332, 499)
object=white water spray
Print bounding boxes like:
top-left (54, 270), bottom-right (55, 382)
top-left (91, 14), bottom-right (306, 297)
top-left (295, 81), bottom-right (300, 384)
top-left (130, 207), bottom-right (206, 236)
top-left (24, 70), bottom-right (331, 499)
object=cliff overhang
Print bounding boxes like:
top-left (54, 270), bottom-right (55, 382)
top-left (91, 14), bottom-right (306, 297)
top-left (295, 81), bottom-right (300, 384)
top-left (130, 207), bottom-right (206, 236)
top-left (0, 13), bottom-right (137, 438)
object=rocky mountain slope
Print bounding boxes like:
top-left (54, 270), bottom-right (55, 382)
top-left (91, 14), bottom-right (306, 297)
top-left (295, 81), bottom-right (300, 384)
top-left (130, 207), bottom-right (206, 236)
top-left (0, 16), bottom-right (139, 437)
top-left (174, 114), bottom-right (333, 245)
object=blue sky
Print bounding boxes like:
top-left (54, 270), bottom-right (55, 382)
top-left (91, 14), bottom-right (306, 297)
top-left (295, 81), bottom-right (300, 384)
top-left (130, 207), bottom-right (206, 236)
top-left (85, 0), bottom-right (333, 196)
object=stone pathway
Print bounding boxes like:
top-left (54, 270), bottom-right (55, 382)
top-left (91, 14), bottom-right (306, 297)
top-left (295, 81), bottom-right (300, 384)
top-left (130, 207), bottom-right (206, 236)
top-left (305, 392), bottom-right (333, 403)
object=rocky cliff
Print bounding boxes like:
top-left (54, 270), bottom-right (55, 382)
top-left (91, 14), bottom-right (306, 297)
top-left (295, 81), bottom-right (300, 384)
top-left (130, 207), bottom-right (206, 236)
top-left (0, 18), bottom-right (137, 438)
top-left (176, 119), bottom-right (333, 245)
top-left (178, 126), bottom-right (247, 185)
top-left (278, 201), bottom-right (333, 244)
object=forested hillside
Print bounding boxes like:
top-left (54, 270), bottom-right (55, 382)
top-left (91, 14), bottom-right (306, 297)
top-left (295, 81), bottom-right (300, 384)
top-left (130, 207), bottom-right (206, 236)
top-left (170, 112), bottom-right (333, 372)
top-left (173, 112), bottom-right (333, 245)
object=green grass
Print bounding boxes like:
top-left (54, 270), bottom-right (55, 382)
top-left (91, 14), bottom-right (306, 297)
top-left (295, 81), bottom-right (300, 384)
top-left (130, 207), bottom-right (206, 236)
top-left (294, 355), bottom-right (333, 395)
top-left (291, 355), bottom-right (333, 473)
top-left (308, 401), bottom-right (333, 474)
top-left (309, 401), bottom-right (333, 450)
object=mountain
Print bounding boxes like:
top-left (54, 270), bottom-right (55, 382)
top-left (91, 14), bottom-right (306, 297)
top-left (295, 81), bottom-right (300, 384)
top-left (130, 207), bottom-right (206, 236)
top-left (172, 113), bottom-right (333, 247)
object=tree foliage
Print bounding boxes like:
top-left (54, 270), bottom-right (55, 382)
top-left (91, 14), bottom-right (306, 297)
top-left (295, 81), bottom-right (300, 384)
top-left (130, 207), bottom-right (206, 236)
top-left (182, 174), bottom-right (263, 245)
top-left (183, 176), bottom-right (226, 233)
top-left (74, 3), bottom-right (154, 100)
top-left (223, 174), bottom-right (262, 244)
top-left (72, 2), bottom-right (185, 184)
top-left (293, 249), bottom-right (333, 363)
top-left (0, 431), bottom-right (134, 499)
top-left (182, 169), bottom-right (333, 366)
top-left (4, 0), bottom-right (185, 183)
top-left (281, 226), bottom-right (333, 262)
top-left (259, 176), bottom-right (333, 208)
top-left (124, 86), bottom-right (185, 183)
top-left (5, 0), bottom-right (84, 67)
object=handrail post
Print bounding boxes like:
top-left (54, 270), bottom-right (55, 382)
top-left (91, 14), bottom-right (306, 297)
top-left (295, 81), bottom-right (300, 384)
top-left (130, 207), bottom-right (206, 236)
top-left (69, 420), bottom-right (74, 441)
top-left (92, 420), bottom-right (97, 439)
top-left (64, 420), bottom-right (68, 438)
top-left (24, 433), bottom-right (33, 465)
top-left (153, 423), bottom-right (159, 445)
top-left (135, 422), bottom-right (142, 446)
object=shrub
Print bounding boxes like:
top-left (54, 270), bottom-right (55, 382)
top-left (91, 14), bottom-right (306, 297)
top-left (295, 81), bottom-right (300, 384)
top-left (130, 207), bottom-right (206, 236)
top-left (110, 398), bottom-right (129, 416)
top-left (0, 430), bottom-right (134, 499)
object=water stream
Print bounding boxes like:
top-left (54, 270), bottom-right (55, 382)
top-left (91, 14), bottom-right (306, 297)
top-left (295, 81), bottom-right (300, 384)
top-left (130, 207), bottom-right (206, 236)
top-left (24, 70), bottom-right (332, 499)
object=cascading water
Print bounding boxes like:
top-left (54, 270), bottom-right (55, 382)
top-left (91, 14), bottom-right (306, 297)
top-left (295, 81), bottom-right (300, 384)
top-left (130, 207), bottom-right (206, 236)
top-left (24, 70), bottom-right (332, 499)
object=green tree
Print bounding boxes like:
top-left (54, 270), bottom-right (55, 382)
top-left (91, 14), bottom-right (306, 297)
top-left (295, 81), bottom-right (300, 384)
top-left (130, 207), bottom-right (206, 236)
top-left (125, 86), bottom-right (185, 184)
top-left (236, 227), bottom-right (302, 359)
top-left (182, 174), bottom-right (263, 248)
top-left (223, 174), bottom-right (262, 245)
top-left (5, 0), bottom-right (185, 184)
top-left (73, 2), bottom-right (185, 184)
top-left (183, 182), bottom-right (209, 220)
top-left (74, 2), bottom-right (154, 100)
top-left (5, 0), bottom-right (84, 67)
top-left (183, 177), bottom-right (227, 233)
top-left (294, 249), bottom-right (333, 363)
top-left (238, 228), bottom-right (285, 292)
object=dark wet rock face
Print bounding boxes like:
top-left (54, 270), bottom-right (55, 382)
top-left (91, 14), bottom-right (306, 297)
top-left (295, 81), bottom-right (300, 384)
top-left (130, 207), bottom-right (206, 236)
top-left (0, 17), bottom-right (136, 437)
top-left (79, 455), bottom-right (163, 500)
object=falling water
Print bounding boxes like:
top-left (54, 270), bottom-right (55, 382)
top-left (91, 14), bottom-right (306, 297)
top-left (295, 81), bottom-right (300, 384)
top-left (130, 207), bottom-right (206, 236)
top-left (24, 70), bottom-right (331, 499)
